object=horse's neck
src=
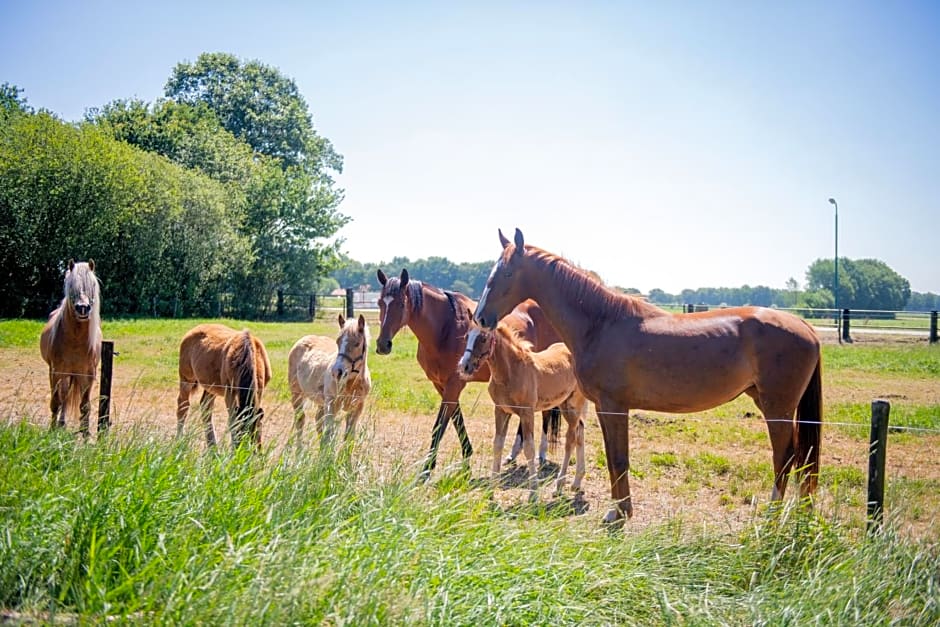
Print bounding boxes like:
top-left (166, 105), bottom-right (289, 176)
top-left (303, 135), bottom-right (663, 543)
top-left (521, 260), bottom-right (600, 349)
top-left (489, 331), bottom-right (528, 382)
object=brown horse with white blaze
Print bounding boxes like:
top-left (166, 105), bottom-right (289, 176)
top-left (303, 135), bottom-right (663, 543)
top-left (474, 229), bottom-right (822, 524)
top-left (177, 323), bottom-right (272, 449)
top-left (375, 268), bottom-right (563, 478)
top-left (39, 259), bottom-right (103, 437)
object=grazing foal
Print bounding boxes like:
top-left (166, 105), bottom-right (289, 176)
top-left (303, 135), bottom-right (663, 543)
top-left (177, 324), bottom-right (272, 449)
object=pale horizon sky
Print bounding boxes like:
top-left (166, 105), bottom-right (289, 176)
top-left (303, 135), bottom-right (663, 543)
top-left (3, 1), bottom-right (938, 293)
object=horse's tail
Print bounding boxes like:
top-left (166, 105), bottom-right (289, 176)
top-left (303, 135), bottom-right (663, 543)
top-left (796, 356), bottom-right (822, 494)
top-left (235, 331), bottom-right (260, 436)
top-left (543, 406), bottom-right (562, 452)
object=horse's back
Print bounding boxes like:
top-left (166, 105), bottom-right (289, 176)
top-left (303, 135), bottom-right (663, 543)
top-left (178, 323), bottom-right (239, 387)
top-left (502, 299), bottom-right (562, 350)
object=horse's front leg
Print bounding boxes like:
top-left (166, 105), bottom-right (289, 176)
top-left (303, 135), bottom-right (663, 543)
top-left (596, 401), bottom-right (633, 524)
top-left (78, 377), bottom-right (92, 440)
top-left (492, 407), bottom-right (512, 478)
top-left (49, 373), bottom-right (67, 429)
top-left (344, 398), bottom-right (365, 441)
top-left (519, 408), bottom-right (538, 499)
top-left (422, 380), bottom-right (469, 478)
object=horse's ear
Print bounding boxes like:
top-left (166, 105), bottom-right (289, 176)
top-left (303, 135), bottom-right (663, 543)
top-left (337, 313), bottom-right (345, 328)
top-left (513, 228), bottom-right (525, 256)
top-left (358, 314), bottom-right (366, 332)
top-left (88, 259), bottom-right (95, 271)
top-left (68, 259), bottom-right (75, 271)
top-left (400, 268), bottom-right (409, 288)
top-left (498, 229), bottom-right (510, 249)
top-left (377, 268), bottom-right (387, 286)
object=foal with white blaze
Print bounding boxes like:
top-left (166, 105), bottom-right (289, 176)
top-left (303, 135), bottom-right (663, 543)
top-left (458, 317), bottom-right (587, 498)
top-left (288, 314), bottom-right (373, 444)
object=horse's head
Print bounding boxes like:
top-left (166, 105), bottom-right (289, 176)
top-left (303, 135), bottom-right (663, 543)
top-left (64, 259), bottom-right (99, 322)
top-left (376, 268), bottom-right (410, 354)
top-left (474, 229), bottom-right (530, 329)
top-left (458, 309), bottom-right (494, 379)
top-left (332, 313), bottom-right (369, 382)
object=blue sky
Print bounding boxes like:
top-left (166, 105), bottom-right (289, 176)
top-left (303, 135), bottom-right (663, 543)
top-left (3, 1), bottom-right (938, 293)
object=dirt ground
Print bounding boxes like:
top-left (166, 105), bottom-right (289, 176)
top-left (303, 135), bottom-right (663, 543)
top-left (5, 331), bottom-right (938, 540)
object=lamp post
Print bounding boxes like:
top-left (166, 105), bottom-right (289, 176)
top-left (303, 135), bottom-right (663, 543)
top-left (828, 197), bottom-right (840, 343)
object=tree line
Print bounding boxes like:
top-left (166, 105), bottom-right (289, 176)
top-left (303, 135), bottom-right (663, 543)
top-left (3, 54), bottom-right (934, 319)
top-left (332, 254), bottom-right (936, 312)
top-left (0, 52), bottom-right (346, 318)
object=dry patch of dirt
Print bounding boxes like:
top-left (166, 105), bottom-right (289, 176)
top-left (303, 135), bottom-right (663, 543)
top-left (5, 343), bottom-right (938, 541)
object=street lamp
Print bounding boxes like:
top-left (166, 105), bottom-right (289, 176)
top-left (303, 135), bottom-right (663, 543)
top-left (828, 197), bottom-right (840, 343)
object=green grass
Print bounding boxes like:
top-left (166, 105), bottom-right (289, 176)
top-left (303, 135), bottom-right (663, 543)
top-left (2, 318), bottom-right (940, 623)
top-left (1, 423), bottom-right (938, 625)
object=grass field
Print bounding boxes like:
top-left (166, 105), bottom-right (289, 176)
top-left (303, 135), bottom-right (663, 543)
top-left (1, 316), bottom-right (939, 624)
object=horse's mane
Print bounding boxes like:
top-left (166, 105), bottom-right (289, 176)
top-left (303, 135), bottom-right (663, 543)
top-left (525, 246), bottom-right (666, 320)
top-left (494, 323), bottom-right (535, 361)
top-left (47, 262), bottom-right (103, 358)
top-left (383, 277), bottom-right (427, 314)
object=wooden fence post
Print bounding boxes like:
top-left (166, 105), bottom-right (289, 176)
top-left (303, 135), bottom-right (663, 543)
top-left (97, 340), bottom-right (115, 435)
top-left (841, 308), bottom-right (851, 342)
top-left (345, 288), bottom-right (354, 319)
top-left (930, 311), bottom-right (938, 344)
top-left (867, 399), bottom-right (890, 533)
top-left (308, 294), bottom-right (316, 321)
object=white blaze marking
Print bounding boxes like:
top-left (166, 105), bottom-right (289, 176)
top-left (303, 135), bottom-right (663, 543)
top-left (475, 260), bottom-right (502, 319)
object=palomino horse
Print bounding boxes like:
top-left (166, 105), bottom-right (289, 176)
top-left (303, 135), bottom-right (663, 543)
top-left (376, 268), bottom-right (563, 478)
top-left (39, 259), bottom-right (103, 437)
top-left (177, 324), bottom-right (272, 449)
top-left (288, 314), bottom-right (372, 444)
top-left (474, 229), bottom-right (822, 524)
top-left (458, 315), bottom-right (587, 498)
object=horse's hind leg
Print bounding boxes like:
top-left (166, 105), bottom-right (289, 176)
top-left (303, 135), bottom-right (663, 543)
top-left (176, 381), bottom-right (197, 438)
top-left (555, 403), bottom-right (586, 496)
top-left (289, 387), bottom-right (307, 445)
top-left (765, 412), bottom-right (797, 501)
top-left (199, 391), bottom-right (217, 447)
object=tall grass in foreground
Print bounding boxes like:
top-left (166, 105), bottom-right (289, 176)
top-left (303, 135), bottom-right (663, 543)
top-left (1, 424), bottom-right (937, 625)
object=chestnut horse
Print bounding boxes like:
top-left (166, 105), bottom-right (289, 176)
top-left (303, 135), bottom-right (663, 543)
top-left (458, 317), bottom-right (587, 498)
top-left (289, 314), bottom-right (372, 444)
top-left (39, 259), bottom-right (102, 437)
top-left (177, 324), bottom-right (272, 449)
top-left (474, 229), bottom-right (822, 524)
top-left (376, 269), bottom-right (562, 478)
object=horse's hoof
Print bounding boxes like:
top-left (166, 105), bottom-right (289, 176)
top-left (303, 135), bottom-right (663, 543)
top-left (504, 456), bottom-right (517, 466)
top-left (538, 456), bottom-right (547, 466)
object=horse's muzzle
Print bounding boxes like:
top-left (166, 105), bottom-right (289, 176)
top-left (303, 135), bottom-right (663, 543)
top-left (376, 339), bottom-right (392, 355)
top-left (74, 304), bottom-right (91, 319)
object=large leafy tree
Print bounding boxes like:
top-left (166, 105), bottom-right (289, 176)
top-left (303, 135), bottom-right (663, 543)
top-left (806, 258), bottom-right (910, 311)
top-left (163, 53), bottom-right (348, 314)
top-left (0, 103), bottom-right (247, 317)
